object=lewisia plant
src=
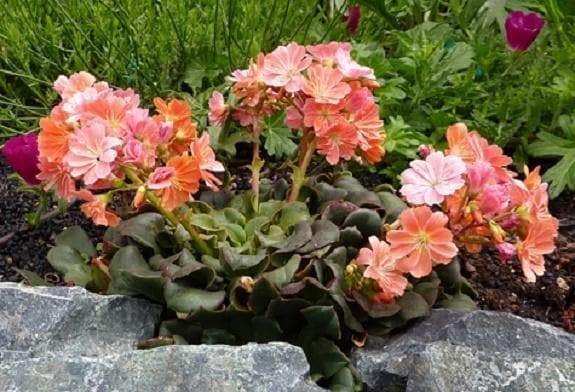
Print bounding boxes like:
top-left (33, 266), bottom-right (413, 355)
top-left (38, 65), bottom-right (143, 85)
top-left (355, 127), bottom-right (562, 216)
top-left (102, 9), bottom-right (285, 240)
top-left (36, 71), bottom-right (223, 253)
top-left (208, 42), bottom-right (384, 204)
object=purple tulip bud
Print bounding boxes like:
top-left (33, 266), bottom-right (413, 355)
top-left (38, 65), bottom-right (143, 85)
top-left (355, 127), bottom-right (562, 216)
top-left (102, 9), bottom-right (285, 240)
top-left (505, 11), bottom-right (545, 52)
top-left (2, 133), bottom-right (41, 185)
top-left (345, 5), bottom-right (361, 34)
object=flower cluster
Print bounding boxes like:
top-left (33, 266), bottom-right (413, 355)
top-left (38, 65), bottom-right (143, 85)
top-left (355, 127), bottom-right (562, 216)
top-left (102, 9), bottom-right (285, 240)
top-left (209, 42), bottom-right (384, 166)
top-left (355, 122), bottom-right (558, 303)
top-left (36, 71), bottom-right (223, 226)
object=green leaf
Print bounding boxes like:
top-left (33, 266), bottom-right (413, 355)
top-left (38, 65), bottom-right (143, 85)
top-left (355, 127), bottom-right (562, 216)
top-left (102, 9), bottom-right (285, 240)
top-left (274, 221), bottom-right (312, 253)
top-left (307, 337), bottom-right (350, 379)
top-left (397, 291), bottom-right (431, 321)
top-left (164, 281), bottom-right (225, 313)
top-left (251, 316), bottom-right (282, 343)
top-left (249, 278), bottom-right (279, 314)
top-left (219, 246), bottom-right (268, 277)
top-left (54, 226), bottom-right (95, 257)
top-left (278, 202), bottom-right (310, 231)
top-left (439, 293), bottom-right (477, 311)
top-left (201, 328), bottom-right (236, 344)
top-left (298, 220), bottom-right (340, 253)
top-left (342, 208), bottom-right (382, 239)
top-left (353, 292), bottom-right (401, 318)
top-left (47, 246), bottom-right (92, 287)
top-left (263, 255), bottom-right (301, 288)
top-left (107, 246), bottom-right (165, 302)
top-left (378, 192), bottom-right (408, 222)
top-left (256, 225), bottom-right (286, 247)
top-left (118, 213), bottom-right (166, 252)
top-left (301, 306), bottom-right (341, 340)
top-left (14, 268), bottom-right (54, 287)
top-left (262, 119), bottom-right (297, 158)
top-left (161, 249), bottom-right (216, 289)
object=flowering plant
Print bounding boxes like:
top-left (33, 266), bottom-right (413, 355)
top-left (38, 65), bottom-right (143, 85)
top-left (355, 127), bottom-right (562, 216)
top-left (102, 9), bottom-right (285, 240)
top-left (10, 43), bottom-right (558, 391)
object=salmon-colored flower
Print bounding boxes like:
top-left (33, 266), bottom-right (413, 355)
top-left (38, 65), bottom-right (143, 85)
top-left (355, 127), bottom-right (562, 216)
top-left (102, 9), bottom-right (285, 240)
top-left (82, 93), bottom-right (138, 137)
top-left (190, 133), bottom-right (224, 191)
top-left (446, 122), bottom-right (512, 181)
top-left (75, 189), bottom-right (120, 227)
top-left (302, 98), bottom-right (344, 131)
top-left (263, 43), bottom-right (311, 93)
top-left (357, 236), bottom-right (407, 302)
top-left (208, 91), bottom-right (229, 127)
top-left (147, 155), bottom-right (201, 210)
top-left (388, 206), bottom-right (458, 278)
top-left (307, 42), bottom-right (352, 65)
top-left (400, 151), bottom-right (466, 206)
top-left (285, 96), bottom-right (305, 129)
top-left (38, 117), bottom-right (72, 162)
top-left (53, 71), bottom-right (96, 99)
top-left (316, 121), bottom-right (358, 165)
top-left (230, 54), bottom-right (266, 107)
top-left (37, 158), bottom-right (76, 201)
top-left (65, 122), bottom-right (122, 185)
top-left (154, 98), bottom-right (192, 128)
top-left (302, 64), bottom-right (351, 104)
top-left (335, 48), bottom-right (375, 80)
top-left (517, 219), bottom-right (556, 282)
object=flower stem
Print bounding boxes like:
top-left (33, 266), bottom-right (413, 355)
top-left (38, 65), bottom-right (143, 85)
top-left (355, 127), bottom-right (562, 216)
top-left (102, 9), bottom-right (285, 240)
top-left (288, 136), bottom-right (316, 202)
top-left (122, 166), bottom-right (214, 256)
top-left (251, 123), bottom-right (263, 212)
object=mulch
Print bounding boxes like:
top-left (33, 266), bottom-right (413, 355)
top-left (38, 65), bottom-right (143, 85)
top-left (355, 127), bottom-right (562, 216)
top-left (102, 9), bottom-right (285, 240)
top-left (0, 156), bottom-right (573, 332)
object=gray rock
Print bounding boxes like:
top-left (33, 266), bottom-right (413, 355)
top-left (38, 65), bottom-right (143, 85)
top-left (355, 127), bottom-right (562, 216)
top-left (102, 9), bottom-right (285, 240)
top-left (0, 282), bottom-right (162, 358)
top-left (352, 309), bottom-right (575, 392)
top-left (0, 343), bottom-right (322, 392)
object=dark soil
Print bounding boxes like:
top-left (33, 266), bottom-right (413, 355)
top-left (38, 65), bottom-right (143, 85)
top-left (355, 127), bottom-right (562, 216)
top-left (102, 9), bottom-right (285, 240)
top-left (463, 191), bottom-right (575, 332)
top-left (0, 157), bottom-right (104, 283)
top-left (1, 155), bottom-right (574, 332)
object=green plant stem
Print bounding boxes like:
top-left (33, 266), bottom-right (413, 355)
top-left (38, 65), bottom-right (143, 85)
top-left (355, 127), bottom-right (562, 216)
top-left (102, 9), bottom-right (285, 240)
top-left (122, 166), bottom-right (214, 256)
top-left (288, 136), bottom-right (316, 202)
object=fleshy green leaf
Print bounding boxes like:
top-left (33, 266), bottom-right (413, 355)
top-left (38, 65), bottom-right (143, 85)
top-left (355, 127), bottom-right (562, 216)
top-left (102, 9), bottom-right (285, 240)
top-left (47, 245), bottom-right (92, 287)
top-left (263, 255), bottom-right (301, 288)
top-left (54, 226), bottom-right (95, 257)
top-left (118, 213), bottom-right (166, 252)
top-left (164, 281), bottom-right (225, 313)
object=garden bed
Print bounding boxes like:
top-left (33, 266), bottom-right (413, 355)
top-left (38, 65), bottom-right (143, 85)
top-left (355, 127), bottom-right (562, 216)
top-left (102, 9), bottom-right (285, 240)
top-left (1, 156), bottom-right (573, 333)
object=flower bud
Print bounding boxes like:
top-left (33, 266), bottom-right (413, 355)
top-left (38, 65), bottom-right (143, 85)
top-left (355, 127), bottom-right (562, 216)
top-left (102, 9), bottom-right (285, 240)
top-left (489, 221), bottom-right (506, 243)
top-left (496, 242), bottom-right (517, 262)
top-left (2, 133), bottom-right (40, 185)
top-left (505, 11), bottom-right (544, 52)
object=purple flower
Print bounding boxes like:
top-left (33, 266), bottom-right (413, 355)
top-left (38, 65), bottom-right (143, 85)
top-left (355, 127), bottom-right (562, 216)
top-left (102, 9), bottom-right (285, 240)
top-left (505, 11), bottom-right (545, 51)
top-left (2, 133), bottom-right (41, 185)
top-left (345, 5), bottom-right (361, 34)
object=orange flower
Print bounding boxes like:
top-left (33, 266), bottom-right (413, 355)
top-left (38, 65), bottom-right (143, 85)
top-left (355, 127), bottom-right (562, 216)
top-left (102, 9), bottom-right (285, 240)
top-left (38, 117), bottom-right (72, 162)
top-left (37, 157), bottom-right (76, 201)
top-left (168, 120), bottom-right (198, 156)
top-left (75, 189), bottom-right (121, 227)
top-left (154, 98), bottom-right (192, 128)
top-left (147, 155), bottom-right (201, 210)
top-left (517, 219), bottom-right (557, 282)
top-left (387, 206), bottom-right (458, 278)
top-left (446, 123), bottom-right (475, 164)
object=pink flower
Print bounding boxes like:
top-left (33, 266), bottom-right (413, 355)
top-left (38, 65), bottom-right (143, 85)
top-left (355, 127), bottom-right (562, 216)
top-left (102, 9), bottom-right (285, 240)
top-left (37, 158), bottom-right (76, 201)
top-left (263, 43), bottom-right (312, 93)
top-left (500, 214), bottom-right (521, 230)
top-left (496, 242), bottom-right (516, 263)
top-left (302, 98), bottom-right (344, 132)
top-left (478, 184), bottom-right (509, 215)
top-left (53, 71), bottom-right (96, 99)
top-left (208, 91), bottom-right (229, 127)
top-left (357, 236), bottom-right (407, 302)
top-left (147, 166), bottom-right (176, 190)
top-left (190, 133), bottom-right (224, 191)
top-left (2, 133), bottom-right (40, 185)
top-left (342, 87), bottom-right (375, 113)
top-left (335, 49), bottom-right (375, 80)
top-left (285, 96), bottom-right (305, 129)
top-left (82, 92), bottom-right (139, 137)
top-left (302, 64), bottom-right (351, 104)
top-left (467, 161), bottom-right (494, 193)
top-left (400, 151), bottom-right (466, 206)
top-left (122, 139), bottom-right (145, 164)
top-left (65, 122), bottom-right (122, 185)
top-left (307, 42), bottom-right (352, 65)
top-left (316, 121), bottom-right (358, 165)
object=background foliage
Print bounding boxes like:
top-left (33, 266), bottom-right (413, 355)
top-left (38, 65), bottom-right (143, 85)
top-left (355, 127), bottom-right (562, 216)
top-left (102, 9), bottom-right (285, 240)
top-left (1, 0), bottom-right (574, 194)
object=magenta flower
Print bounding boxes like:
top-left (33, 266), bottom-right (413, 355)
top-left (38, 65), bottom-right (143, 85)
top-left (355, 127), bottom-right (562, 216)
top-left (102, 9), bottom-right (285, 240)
top-left (505, 11), bottom-right (545, 52)
top-left (2, 133), bottom-right (41, 185)
top-left (400, 151), bottom-right (466, 206)
top-left (496, 242), bottom-right (517, 263)
top-left (345, 5), bottom-right (361, 34)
